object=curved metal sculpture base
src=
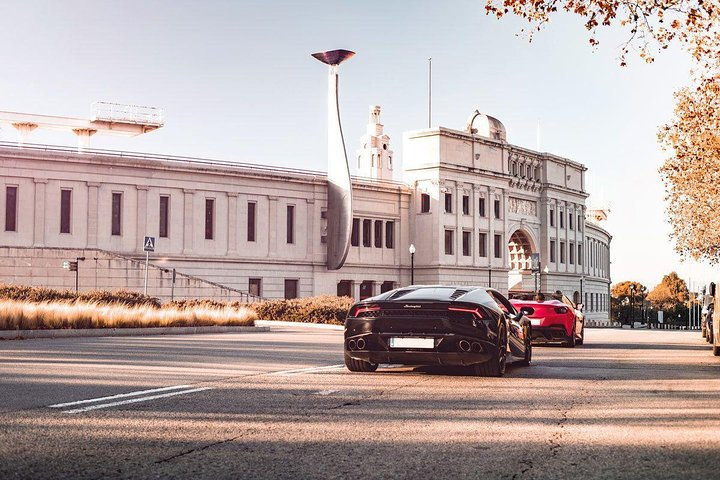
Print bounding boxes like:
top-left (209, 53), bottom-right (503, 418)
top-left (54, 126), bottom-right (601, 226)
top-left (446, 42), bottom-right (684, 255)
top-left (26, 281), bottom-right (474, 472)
top-left (313, 50), bottom-right (355, 271)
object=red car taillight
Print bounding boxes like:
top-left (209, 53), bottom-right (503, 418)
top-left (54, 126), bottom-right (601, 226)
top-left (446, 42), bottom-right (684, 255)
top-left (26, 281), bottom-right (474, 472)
top-left (351, 304), bottom-right (381, 318)
top-left (554, 306), bottom-right (568, 314)
top-left (448, 306), bottom-right (485, 319)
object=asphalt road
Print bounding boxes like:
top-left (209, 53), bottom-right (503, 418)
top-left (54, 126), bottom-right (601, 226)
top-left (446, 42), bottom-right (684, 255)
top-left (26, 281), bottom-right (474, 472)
top-left (0, 327), bottom-right (719, 479)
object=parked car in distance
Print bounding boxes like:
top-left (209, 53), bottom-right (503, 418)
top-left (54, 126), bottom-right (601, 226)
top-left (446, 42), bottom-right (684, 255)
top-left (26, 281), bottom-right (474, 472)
top-left (508, 291), bottom-right (585, 347)
top-left (344, 285), bottom-right (532, 377)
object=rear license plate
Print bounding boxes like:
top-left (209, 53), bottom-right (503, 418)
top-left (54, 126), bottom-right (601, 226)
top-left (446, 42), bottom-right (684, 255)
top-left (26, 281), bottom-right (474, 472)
top-left (530, 319), bottom-right (542, 326)
top-left (389, 337), bottom-right (434, 349)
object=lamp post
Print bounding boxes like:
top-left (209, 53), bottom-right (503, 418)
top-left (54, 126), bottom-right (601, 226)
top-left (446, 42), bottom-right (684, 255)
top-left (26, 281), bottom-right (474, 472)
top-left (467, 110), bottom-right (482, 166)
top-left (409, 244), bottom-right (416, 285)
top-left (580, 275), bottom-right (585, 309)
top-left (74, 256), bottom-right (85, 293)
top-left (630, 283), bottom-right (636, 329)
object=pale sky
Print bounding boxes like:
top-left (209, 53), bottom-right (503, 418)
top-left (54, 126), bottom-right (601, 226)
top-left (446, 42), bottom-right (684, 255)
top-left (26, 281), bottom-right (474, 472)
top-left (0, 0), bottom-right (713, 291)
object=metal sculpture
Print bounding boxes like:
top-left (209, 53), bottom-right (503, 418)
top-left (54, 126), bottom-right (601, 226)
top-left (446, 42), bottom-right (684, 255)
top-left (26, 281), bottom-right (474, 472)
top-left (312, 49), bottom-right (355, 270)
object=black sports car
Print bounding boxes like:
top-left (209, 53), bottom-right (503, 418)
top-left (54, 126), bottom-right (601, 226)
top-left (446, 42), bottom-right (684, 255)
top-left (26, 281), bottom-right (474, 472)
top-left (344, 285), bottom-right (532, 376)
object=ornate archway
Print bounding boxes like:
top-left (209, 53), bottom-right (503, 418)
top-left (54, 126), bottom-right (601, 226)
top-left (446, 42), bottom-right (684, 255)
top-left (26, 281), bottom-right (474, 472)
top-left (508, 230), bottom-right (535, 272)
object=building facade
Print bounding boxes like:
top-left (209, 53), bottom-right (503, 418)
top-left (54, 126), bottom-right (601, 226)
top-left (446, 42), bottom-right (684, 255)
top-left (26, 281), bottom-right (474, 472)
top-left (0, 107), bottom-right (612, 322)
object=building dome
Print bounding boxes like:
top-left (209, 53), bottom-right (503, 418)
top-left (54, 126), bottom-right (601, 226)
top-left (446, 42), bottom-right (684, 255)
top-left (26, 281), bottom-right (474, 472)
top-left (466, 112), bottom-right (507, 142)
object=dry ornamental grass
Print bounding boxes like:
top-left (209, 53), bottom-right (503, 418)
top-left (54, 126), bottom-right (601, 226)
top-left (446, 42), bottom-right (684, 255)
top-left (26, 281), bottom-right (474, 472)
top-left (0, 299), bottom-right (257, 330)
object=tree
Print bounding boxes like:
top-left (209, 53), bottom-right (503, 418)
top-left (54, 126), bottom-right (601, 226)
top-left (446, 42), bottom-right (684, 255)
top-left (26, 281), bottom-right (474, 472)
top-left (647, 271), bottom-right (689, 311)
top-left (611, 280), bottom-right (647, 323)
top-left (658, 74), bottom-right (720, 262)
top-left (484, 0), bottom-right (720, 68)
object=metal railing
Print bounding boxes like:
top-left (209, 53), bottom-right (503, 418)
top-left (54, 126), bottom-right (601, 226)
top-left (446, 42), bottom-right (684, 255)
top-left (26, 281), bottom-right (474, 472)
top-left (91, 102), bottom-right (165, 126)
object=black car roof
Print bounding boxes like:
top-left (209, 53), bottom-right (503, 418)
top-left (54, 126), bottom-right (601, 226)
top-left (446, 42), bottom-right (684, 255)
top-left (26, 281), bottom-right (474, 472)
top-left (366, 285), bottom-right (499, 304)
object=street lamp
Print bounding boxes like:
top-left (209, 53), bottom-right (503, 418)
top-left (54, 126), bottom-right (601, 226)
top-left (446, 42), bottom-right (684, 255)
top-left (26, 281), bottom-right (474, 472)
top-left (467, 110), bottom-right (482, 166)
top-left (409, 244), bottom-right (416, 285)
top-left (74, 256), bottom-right (85, 293)
top-left (630, 283), bottom-right (637, 329)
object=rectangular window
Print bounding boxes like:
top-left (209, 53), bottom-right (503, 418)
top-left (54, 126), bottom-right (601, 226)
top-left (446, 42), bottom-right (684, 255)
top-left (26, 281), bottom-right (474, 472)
top-left (569, 242), bottom-right (575, 264)
top-left (444, 229), bottom-right (454, 255)
top-left (578, 243), bottom-right (583, 265)
top-left (385, 221), bottom-right (394, 248)
top-left (374, 220), bottom-right (383, 248)
top-left (578, 214), bottom-right (582, 231)
top-left (420, 193), bottom-right (430, 213)
top-left (550, 240), bottom-right (556, 263)
top-left (380, 281), bottom-right (394, 293)
top-left (479, 232), bottom-right (487, 257)
top-left (284, 279), bottom-right (298, 299)
top-left (112, 192), bottom-right (123, 236)
top-left (560, 241), bottom-right (566, 263)
top-left (5, 186), bottom-right (17, 232)
top-left (550, 209), bottom-right (555, 227)
top-left (494, 199), bottom-right (501, 219)
top-left (462, 195), bottom-right (470, 215)
top-left (493, 234), bottom-right (502, 259)
top-left (444, 193), bottom-right (453, 213)
top-left (462, 231), bottom-right (471, 256)
top-left (247, 202), bottom-right (256, 242)
top-left (362, 219), bottom-right (372, 247)
top-left (249, 278), bottom-right (262, 297)
top-left (351, 218), bottom-right (360, 246)
top-left (286, 205), bottom-right (295, 244)
top-left (569, 212), bottom-right (574, 230)
top-left (205, 198), bottom-right (214, 240)
top-left (478, 198), bottom-right (486, 217)
top-left (159, 195), bottom-right (170, 238)
top-left (60, 189), bottom-right (72, 234)
top-left (560, 211), bottom-right (564, 229)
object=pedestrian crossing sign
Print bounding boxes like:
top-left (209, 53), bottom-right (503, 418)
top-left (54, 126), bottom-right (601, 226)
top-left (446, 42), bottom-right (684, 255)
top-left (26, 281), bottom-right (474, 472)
top-left (143, 236), bottom-right (155, 252)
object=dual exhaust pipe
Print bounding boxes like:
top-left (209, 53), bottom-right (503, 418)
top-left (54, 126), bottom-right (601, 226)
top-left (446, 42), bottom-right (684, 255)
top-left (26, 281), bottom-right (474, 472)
top-left (347, 338), bottom-right (366, 351)
top-left (458, 340), bottom-right (482, 353)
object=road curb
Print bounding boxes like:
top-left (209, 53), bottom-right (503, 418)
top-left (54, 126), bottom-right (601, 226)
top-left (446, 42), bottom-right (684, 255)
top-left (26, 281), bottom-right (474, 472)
top-left (255, 320), bottom-right (344, 331)
top-left (0, 325), bottom-right (270, 340)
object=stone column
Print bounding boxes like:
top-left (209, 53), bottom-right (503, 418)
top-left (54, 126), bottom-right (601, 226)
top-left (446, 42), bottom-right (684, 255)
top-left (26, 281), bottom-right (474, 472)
top-left (136, 185), bottom-right (148, 251)
top-left (488, 186), bottom-right (495, 278)
top-left (86, 182), bottom-right (100, 248)
top-left (306, 198), bottom-right (315, 259)
top-left (227, 192), bottom-right (238, 256)
top-left (183, 189), bottom-right (195, 254)
top-left (472, 186), bottom-right (480, 268)
top-left (33, 179), bottom-right (48, 247)
top-left (268, 196), bottom-right (278, 257)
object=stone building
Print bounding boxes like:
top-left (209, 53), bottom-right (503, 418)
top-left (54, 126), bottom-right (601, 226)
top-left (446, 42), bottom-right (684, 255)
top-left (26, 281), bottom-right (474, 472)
top-left (0, 106), bottom-right (612, 322)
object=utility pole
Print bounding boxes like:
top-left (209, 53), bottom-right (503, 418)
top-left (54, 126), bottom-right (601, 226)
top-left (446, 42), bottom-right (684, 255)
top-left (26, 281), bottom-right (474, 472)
top-left (428, 57), bottom-right (432, 128)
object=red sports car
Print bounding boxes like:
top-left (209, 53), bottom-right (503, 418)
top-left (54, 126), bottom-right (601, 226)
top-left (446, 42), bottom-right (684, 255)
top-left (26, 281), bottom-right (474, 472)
top-left (509, 292), bottom-right (584, 347)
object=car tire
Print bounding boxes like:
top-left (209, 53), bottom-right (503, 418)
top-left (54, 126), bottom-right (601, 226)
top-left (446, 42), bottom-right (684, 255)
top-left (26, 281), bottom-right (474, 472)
top-left (474, 323), bottom-right (507, 377)
top-left (564, 322), bottom-right (576, 348)
top-left (344, 353), bottom-right (378, 372)
top-left (576, 322), bottom-right (585, 345)
top-left (713, 335), bottom-right (720, 356)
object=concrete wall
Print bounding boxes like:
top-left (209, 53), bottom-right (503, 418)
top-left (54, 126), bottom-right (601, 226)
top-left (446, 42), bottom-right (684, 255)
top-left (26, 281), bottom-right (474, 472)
top-left (0, 247), bottom-right (257, 302)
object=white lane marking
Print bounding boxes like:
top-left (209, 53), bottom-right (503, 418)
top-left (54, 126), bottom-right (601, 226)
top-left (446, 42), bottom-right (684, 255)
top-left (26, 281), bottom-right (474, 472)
top-left (62, 387), bottom-right (212, 414)
top-left (49, 385), bottom-right (192, 408)
top-left (313, 389), bottom-right (339, 396)
top-left (268, 364), bottom-right (345, 376)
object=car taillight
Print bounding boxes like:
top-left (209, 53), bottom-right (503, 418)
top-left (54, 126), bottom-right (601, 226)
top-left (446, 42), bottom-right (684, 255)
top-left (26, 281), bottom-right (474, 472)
top-left (554, 306), bottom-right (568, 314)
top-left (448, 306), bottom-right (484, 319)
top-left (351, 305), bottom-right (381, 318)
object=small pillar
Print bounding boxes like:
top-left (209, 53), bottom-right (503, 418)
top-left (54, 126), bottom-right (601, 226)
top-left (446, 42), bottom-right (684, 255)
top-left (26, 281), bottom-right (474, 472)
top-left (12, 122), bottom-right (38, 145)
top-left (72, 128), bottom-right (97, 152)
